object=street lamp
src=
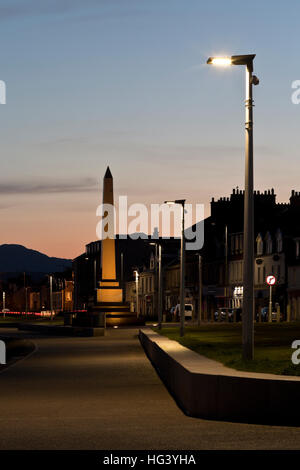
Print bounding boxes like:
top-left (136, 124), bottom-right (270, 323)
top-left (198, 253), bottom-right (202, 327)
top-left (134, 270), bottom-right (139, 317)
top-left (49, 274), bottom-right (54, 321)
top-left (2, 291), bottom-right (5, 318)
top-left (165, 199), bottom-right (186, 337)
top-left (149, 242), bottom-right (163, 329)
top-left (207, 54), bottom-right (259, 360)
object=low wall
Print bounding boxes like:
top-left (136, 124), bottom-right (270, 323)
top-left (18, 323), bottom-right (105, 337)
top-left (139, 328), bottom-right (300, 425)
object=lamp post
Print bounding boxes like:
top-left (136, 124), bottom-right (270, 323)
top-left (207, 54), bottom-right (259, 360)
top-left (266, 275), bottom-right (276, 323)
top-left (23, 272), bottom-right (28, 317)
top-left (150, 242), bottom-right (162, 329)
top-left (165, 199), bottom-right (186, 337)
top-left (134, 270), bottom-right (139, 317)
top-left (225, 224), bottom-right (229, 312)
top-left (2, 291), bottom-right (5, 318)
top-left (198, 254), bottom-right (202, 326)
top-left (158, 244), bottom-right (162, 328)
top-left (121, 252), bottom-right (124, 302)
top-left (49, 274), bottom-right (54, 321)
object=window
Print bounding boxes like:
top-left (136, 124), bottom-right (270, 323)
top-left (235, 235), bottom-right (239, 253)
top-left (296, 240), bottom-right (300, 259)
top-left (239, 262), bottom-right (242, 281)
top-left (265, 232), bottom-right (272, 255)
top-left (257, 267), bottom-right (261, 284)
top-left (276, 230), bottom-right (283, 253)
top-left (256, 233), bottom-right (263, 256)
top-left (239, 234), bottom-right (243, 253)
top-left (231, 235), bottom-right (235, 254)
top-left (150, 254), bottom-right (155, 270)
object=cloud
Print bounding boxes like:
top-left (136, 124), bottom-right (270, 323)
top-left (0, 0), bottom-right (135, 22)
top-left (0, 177), bottom-right (98, 194)
top-left (0, 203), bottom-right (14, 210)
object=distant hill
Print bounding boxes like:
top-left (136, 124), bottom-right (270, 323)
top-left (0, 244), bottom-right (72, 273)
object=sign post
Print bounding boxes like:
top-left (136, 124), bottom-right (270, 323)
top-left (266, 275), bottom-right (276, 323)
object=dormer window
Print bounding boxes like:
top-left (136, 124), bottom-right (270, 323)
top-left (256, 233), bottom-right (263, 256)
top-left (276, 229), bottom-right (283, 253)
top-left (150, 253), bottom-right (155, 270)
top-left (265, 232), bottom-right (272, 255)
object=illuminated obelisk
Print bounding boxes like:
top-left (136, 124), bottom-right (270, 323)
top-left (94, 166), bottom-right (138, 326)
top-left (97, 166), bottom-right (123, 303)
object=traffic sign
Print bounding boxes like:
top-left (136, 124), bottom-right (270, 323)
top-left (266, 275), bottom-right (276, 286)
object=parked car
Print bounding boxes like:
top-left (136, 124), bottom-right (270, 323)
top-left (214, 308), bottom-right (234, 322)
top-left (258, 306), bottom-right (268, 322)
top-left (271, 310), bottom-right (283, 322)
top-left (174, 303), bottom-right (193, 320)
top-left (256, 307), bottom-right (283, 322)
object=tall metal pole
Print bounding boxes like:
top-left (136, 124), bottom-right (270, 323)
top-left (23, 272), bottom-right (27, 317)
top-left (242, 63), bottom-right (254, 360)
top-left (94, 259), bottom-right (97, 290)
top-left (135, 271), bottom-right (139, 317)
top-left (198, 254), bottom-right (202, 326)
top-left (3, 291), bottom-right (5, 318)
top-left (50, 275), bottom-right (54, 321)
top-left (25, 288), bottom-right (28, 317)
top-left (155, 244), bottom-right (158, 320)
top-left (268, 284), bottom-right (272, 323)
top-left (180, 203), bottom-right (185, 337)
top-left (225, 225), bottom-right (228, 309)
top-left (158, 244), bottom-right (162, 330)
top-left (121, 252), bottom-right (124, 302)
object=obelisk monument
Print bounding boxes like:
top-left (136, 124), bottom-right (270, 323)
top-left (97, 167), bottom-right (123, 303)
top-left (94, 167), bottom-right (139, 326)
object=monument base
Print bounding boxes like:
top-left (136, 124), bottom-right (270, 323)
top-left (88, 279), bottom-right (145, 326)
top-left (91, 302), bottom-right (145, 327)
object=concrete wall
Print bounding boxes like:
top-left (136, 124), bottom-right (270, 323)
top-left (139, 328), bottom-right (300, 425)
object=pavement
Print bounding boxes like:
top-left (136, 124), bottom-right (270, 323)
top-left (1, 327), bottom-right (300, 450)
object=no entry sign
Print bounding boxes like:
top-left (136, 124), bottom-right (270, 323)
top-left (266, 275), bottom-right (276, 286)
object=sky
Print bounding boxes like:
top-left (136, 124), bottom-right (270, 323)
top-left (1, 0), bottom-right (300, 259)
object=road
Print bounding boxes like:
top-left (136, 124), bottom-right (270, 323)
top-left (0, 327), bottom-right (300, 450)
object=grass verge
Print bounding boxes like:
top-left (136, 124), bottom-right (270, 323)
top-left (153, 322), bottom-right (300, 376)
